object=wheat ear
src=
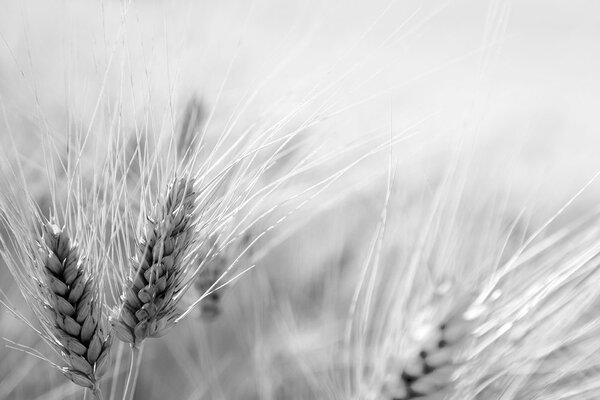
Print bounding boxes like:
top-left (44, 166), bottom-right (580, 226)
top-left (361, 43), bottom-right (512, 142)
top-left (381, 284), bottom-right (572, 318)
top-left (111, 177), bottom-right (198, 347)
top-left (378, 302), bottom-right (473, 400)
top-left (38, 223), bottom-right (112, 397)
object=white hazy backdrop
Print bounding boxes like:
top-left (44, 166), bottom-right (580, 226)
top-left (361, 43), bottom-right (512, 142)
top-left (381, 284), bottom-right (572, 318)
top-left (0, 1), bottom-right (599, 399)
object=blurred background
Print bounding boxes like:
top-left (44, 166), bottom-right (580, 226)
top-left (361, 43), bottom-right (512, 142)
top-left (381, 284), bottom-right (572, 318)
top-left (1, 0), bottom-right (599, 399)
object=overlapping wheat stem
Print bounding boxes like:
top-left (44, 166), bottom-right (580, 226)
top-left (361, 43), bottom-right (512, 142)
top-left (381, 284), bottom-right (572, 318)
top-left (111, 177), bottom-right (198, 348)
top-left (38, 223), bottom-right (112, 398)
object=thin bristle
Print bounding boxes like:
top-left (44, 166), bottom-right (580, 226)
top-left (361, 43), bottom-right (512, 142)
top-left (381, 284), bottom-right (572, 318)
top-left (111, 177), bottom-right (198, 347)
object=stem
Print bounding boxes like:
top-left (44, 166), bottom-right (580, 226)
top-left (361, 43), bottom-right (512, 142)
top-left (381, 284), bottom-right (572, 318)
top-left (122, 348), bottom-right (135, 400)
top-left (109, 341), bottom-right (125, 400)
top-left (123, 344), bottom-right (144, 400)
top-left (128, 344), bottom-right (144, 400)
top-left (92, 387), bottom-right (105, 400)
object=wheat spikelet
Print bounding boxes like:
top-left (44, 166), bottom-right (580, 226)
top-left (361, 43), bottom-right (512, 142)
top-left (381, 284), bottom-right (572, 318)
top-left (111, 177), bottom-right (198, 347)
top-left (37, 223), bottom-right (112, 393)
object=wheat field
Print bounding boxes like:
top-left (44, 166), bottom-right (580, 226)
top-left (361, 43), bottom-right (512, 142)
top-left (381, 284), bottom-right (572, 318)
top-left (1, 1), bottom-right (600, 399)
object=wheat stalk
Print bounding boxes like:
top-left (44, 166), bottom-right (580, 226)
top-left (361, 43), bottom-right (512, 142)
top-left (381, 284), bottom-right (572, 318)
top-left (106, 176), bottom-right (199, 400)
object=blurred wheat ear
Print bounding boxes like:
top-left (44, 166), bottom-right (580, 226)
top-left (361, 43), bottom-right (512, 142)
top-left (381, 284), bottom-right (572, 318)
top-left (379, 306), bottom-right (473, 400)
top-left (111, 177), bottom-right (198, 348)
top-left (37, 223), bottom-right (112, 397)
top-left (194, 231), bottom-right (254, 322)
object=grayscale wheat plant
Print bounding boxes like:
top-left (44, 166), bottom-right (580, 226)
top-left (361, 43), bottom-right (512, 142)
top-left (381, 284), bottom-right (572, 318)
top-left (0, 153), bottom-right (113, 399)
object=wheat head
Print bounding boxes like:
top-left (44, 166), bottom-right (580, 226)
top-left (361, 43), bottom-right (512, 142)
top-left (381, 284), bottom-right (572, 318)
top-left (111, 177), bottom-right (198, 347)
top-left (378, 305), bottom-right (473, 400)
top-left (37, 223), bottom-right (112, 392)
